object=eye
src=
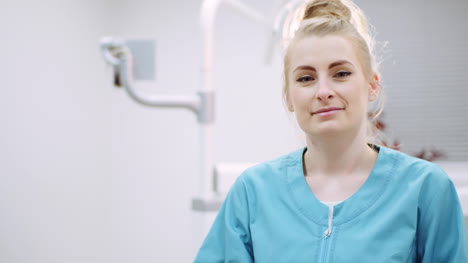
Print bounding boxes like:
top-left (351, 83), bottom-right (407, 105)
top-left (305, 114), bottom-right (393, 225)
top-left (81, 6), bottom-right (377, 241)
top-left (296, 75), bottom-right (315, 83)
top-left (334, 71), bottom-right (352, 78)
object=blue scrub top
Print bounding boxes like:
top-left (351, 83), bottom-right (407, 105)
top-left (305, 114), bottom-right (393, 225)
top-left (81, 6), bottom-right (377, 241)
top-left (194, 146), bottom-right (468, 262)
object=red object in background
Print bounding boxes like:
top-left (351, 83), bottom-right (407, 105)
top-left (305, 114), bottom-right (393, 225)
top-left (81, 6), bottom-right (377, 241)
top-left (372, 113), bottom-right (445, 162)
top-left (412, 148), bottom-right (446, 162)
top-left (381, 139), bottom-right (401, 151)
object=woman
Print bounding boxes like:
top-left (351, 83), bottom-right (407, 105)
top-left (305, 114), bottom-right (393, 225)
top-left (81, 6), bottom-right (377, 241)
top-left (194, 0), bottom-right (468, 262)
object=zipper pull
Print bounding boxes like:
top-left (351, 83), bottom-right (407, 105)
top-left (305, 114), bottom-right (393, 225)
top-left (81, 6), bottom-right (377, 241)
top-left (324, 204), bottom-right (334, 238)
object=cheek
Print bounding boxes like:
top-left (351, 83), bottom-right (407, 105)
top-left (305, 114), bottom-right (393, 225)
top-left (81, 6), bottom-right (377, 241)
top-left (292, 91), bottom-right (313, 113)
top-left (350, 94), bottom-right (369, 112)
top-left (342, 84), bottom-right (370, 114)
top-left (351, 81), bottom-right (370, 100)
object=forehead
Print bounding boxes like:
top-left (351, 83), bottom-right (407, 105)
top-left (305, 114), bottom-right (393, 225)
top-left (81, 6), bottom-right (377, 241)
top-left (288, 35), bottom-right (361, 70)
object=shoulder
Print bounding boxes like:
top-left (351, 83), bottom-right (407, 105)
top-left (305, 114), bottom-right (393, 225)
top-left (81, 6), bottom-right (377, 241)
top-left (223, 148), bottom-right (305, 218)
top-left (237, 147), bottom-right (305, 187)
top-left (379, 146), bottom-right (453, 197)
top-left (381, 146), bottom-right (448, 178)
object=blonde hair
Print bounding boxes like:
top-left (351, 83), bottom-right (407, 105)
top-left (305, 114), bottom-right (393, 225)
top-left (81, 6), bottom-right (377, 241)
top-left (282, 0), bottom-right (384, 144)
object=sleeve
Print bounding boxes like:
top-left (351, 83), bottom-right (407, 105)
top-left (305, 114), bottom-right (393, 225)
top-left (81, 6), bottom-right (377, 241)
top-left (417, 171), bottom-right (468, 262)
top-left (193, 174), bottom-right (255, 263)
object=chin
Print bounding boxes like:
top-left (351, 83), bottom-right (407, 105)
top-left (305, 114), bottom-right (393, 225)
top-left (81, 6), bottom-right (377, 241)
top-left (305, 124), bottom-right (345, 138)
top-left (307, 120), bottom-right (367, 140)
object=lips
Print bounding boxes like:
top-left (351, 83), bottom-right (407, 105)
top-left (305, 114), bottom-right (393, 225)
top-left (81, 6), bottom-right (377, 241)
top-left (312, 107), bottom-right (344, 115)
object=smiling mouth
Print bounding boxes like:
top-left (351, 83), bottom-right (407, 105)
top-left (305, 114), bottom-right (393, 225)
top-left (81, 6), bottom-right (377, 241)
top-left (311, 107), bottom-right (344, 115)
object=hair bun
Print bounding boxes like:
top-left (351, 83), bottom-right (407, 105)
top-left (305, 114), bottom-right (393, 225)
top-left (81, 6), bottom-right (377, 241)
top-left (302, 0), bottom-right (352, 22)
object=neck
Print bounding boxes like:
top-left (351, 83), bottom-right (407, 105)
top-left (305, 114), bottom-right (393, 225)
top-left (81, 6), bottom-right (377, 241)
top-left (303, 126), bottom-right (377, 177)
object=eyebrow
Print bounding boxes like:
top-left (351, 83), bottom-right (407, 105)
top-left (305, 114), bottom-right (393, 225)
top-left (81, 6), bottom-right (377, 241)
top-left (293, 60), bottom-right (354, 73)
top-left (329, 60), bottom-right (353, 69)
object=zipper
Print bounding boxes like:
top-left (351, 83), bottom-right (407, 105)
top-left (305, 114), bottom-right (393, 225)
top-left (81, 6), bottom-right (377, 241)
top-left (319, 204), bottom-right (335, 263)
top-left (320, 234), bottom-right (331, 263)
top-left (324, 204), bottom-right (334, 238)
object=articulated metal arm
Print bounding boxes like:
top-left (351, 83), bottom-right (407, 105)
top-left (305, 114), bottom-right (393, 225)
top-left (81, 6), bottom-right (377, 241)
top-left (99, 37), bottom-right (214, 124)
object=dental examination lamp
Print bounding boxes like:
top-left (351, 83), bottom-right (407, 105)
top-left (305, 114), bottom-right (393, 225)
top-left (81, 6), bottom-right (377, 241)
top-left (99, 0), bottom-right (307, 211)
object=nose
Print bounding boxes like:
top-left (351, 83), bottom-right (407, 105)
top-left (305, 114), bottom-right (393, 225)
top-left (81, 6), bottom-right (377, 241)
top-left (316, 79), bottom-right (335, 102)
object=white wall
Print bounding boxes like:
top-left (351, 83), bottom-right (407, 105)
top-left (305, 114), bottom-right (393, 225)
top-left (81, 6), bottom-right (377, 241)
top-left (1, 0), bottom-right (467, 263)
top-left (0, 0), bottom-right (113, 262)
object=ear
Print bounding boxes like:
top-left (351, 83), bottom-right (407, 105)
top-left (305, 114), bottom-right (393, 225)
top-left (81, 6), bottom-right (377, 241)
top-left (368, 73), bottom-right (380, 102)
